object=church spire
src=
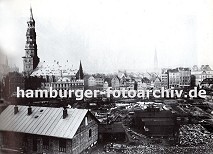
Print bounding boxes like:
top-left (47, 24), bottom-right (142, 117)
top-left (76, 61), bottom-right (84, 79)
top-left (30, 6), bottom-right (34, 21)
top-left (22, 5), bottom-right (40, 76)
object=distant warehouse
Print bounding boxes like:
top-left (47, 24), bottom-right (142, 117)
top-left (133, 104), bottom-right (188, 137)
top-left (0, 105), bottom-right (99, 154)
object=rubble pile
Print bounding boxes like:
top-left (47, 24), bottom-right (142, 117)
top-left (123, 145), bottom-right (213, 154)
top-left (179, 124), bottom-right (213, 146)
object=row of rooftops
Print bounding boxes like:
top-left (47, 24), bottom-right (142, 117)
top-left (192, 65), bottom-right (212, 72)
top-left (84, 74), bottom-right (155, 83)
top-left (164, 67), bottom-right (191, 73)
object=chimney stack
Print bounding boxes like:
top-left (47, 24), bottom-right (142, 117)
top-left (14, 105), bottom-right (18, 114)
top-left (63, 107), bottom-right (68, 119)
top-left (28, 106), bottom-right (32, 115)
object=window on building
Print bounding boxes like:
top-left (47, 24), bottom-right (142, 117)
top-left (43, 137), bottom-right (49, 150)
top-left (59, 139), bottom-right (66, 152)
top-left (89, 129), bottom-right (92, 138)
top-left (85, 116), bottom-right (88, 126)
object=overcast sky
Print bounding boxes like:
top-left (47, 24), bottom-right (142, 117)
top-left (0, 0), bottom-right (213, 73)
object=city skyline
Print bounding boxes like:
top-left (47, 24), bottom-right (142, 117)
top-left (0, 0), bottom-right (213, 73)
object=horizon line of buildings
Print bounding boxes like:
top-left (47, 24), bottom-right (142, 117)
top-left (1, 5), bottom-right (213, 99)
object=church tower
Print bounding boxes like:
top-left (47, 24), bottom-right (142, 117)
top-left (22, 7), bottom-right (40, 76)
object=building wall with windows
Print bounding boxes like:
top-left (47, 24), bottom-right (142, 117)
top-left (71, 114), bottom-right (98, 154)
top-left (93, 76), bottom-right (104, 91)
top-left (0, 106), bottom-right (98, 154)
top-left (167, 68), bottom-right (191, 88)
top-left (168, 71), bottom-right (180, 88)
top-left (161, 73), bottom-right (168, 89)
top-left (191, 70), bottom-right (213, 86)
top-left (41, 79), bottom-right (84, 91)
top-left (179, 68), bottom-right (191, 88)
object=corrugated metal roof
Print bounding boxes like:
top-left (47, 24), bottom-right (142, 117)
top-left (0, 105), bottom-right (89, 139)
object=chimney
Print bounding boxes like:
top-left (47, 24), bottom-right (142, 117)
top-left (28, 106), bottom-right (32, 115)
top-left (14, 105), bottom-right (19, 114)
top-left (63, 107), bottom-right (68, 119)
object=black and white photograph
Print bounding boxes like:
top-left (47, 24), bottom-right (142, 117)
top-left (0, 0), bottom-right (213, 153)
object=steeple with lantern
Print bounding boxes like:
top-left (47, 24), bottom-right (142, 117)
top-left (22, 6), bottom-right (40, 76)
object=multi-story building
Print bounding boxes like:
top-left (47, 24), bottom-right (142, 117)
top-left (93, 75), bottom-right (104, 91)
top-left (22, 7), bottom-right (84, 92)
top-left (84, 75), bottom-right (96, 90)
top-left (111, 76), bottom-right (120, 90)
top-left (134, 77), bottom-right (143, 90)
top-left (179, 68), bottom-right (191, 88)
top-left (191, 65), bottom-right (213, 86)
top-left (161, 73), bottom-right (168, 89)
top-left (119, 75), bottom-right (127, 88)
top-left (42, 77), bottom-right (84, 91)
top-left (125, 76), bottom-right (135, 90)
top-left (153, 77), bottom-right (161, 89)
top-left (0, 105), bottom-right (99, 154)
top-left (167, 67), bottom-right (191, 89)
top-left (30, 61), bottom-right (84, 91)
top-left (168, 68), bottom-right (180, 88)
top-left (117, 73), bottom-right (135, 90)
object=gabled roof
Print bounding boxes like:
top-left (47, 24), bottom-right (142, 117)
top-left (112, 75), bottom-right (120, 81)
top-left (118, 73), bottom-right (126, 79)
top-left (0, 105), bottom-right (92, 139)
top-left (154, 76), bottom-right (161, 82)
